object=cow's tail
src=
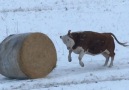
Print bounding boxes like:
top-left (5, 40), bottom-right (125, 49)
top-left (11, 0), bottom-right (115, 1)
top-left (110, 33), bottom-right (129, 47)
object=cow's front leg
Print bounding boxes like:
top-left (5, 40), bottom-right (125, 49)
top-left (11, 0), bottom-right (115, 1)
top-left (78, 51), bottom-right (85, 67)
top-left (68, 50), bottom-right (72, 62)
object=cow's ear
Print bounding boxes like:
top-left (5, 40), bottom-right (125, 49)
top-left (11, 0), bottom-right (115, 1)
top-left (68, 30), bottom-right (71, 35)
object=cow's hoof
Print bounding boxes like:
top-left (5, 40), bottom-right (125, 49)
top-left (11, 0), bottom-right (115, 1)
top-left (68, 58), bottom-right (72, 62)
top-left (103, 64), bottom-right (107, 67)
top-left (79, 61), bottom-right (84, 67)
top-left (108, 65), bottom-right (113, 68)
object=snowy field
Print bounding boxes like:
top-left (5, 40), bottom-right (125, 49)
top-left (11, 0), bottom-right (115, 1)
top-left (0, 0), bottom-right (129, 90)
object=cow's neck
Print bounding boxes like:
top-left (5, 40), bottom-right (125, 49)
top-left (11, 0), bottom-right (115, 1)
top-left (70, 33), bottom-right (80, 50)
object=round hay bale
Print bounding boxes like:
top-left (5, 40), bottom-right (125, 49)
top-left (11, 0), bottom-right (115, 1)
top-left (0, 32), bottom-right (57, 79)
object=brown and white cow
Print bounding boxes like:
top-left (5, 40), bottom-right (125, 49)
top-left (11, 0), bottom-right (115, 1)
top-left (60, 30), bottom-right (128, 67)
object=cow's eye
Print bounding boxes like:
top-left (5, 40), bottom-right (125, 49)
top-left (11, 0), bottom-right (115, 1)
top-left (67, 39), bottom-right (69, 41)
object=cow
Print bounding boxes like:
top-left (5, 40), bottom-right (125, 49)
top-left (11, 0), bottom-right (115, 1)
top-left (60, 30), bottom-right (128, 67)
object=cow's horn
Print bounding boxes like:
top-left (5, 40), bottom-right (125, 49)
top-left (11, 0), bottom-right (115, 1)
top-left (68, 30), bottom-right (71, 35)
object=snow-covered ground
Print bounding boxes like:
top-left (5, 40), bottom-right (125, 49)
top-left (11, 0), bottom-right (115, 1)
top-left (0, 0), bottom-right (129, 90)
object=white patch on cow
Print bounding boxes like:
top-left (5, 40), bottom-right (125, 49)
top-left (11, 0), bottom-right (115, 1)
top-left (73, 47), bottom-right (84, 54)
top-left (103, 49), bottom-right (110, 54)
top-left (60, 35), bottom-right (75, 50)
top-left (84, 49), bottom-right (110, 56)
top-left (85, 49), bottom-right (97, 56)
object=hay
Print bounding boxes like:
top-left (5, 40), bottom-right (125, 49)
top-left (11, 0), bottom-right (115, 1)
top-left (19, 33), bottom-right (57, 78)
top-left (0, 32), bottom-right (57, 79)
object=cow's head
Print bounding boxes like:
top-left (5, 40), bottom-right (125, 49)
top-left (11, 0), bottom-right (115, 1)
top-left (60, 30), bottom-right (75, 50)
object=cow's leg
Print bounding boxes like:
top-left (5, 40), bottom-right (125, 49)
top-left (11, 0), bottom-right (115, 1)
top-left (102, 53), bottom-right (110, 66)
top-left (78, 51), bottom-right (85, 67)
top-left (109, 52), bottom-right (115, 67)
top-left (104, 57), bottom-right (110, 66)
top-left (109, 56), bottom-right (114, 67)
top-left (68, 50), bottom-right (72, 62)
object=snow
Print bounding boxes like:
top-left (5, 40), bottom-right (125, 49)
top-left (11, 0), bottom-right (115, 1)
top-left (0, 0), bottom-right (129, 90)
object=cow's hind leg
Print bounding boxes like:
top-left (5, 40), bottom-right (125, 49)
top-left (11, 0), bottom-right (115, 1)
top-left (109, 56), bottom-right (114, 67)
top-left (102, 53), bottom-right (110, 66)
top-left (109, 52), bottom-right (115, 67)
top-left (78, 51), bottom-right (85, 67)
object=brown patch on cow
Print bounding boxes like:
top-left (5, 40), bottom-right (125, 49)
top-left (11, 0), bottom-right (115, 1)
top-left (68, 31), bottom-right (115, 56)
